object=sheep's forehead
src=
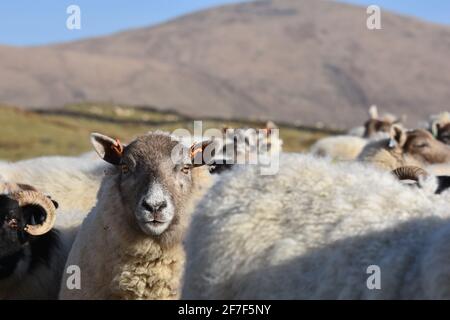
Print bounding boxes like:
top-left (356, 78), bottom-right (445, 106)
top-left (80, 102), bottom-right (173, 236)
top-left (408, 130), bottom-right (433, 140)
top-left (125, 133), bottom-right (186, 165)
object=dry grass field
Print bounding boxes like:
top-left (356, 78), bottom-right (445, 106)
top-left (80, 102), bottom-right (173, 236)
top-left (0, 103), bottom-right (334, 161)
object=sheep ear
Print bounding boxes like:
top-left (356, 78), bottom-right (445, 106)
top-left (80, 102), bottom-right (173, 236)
top-left (264, 121), bottom-right (278, 136)
top-left (389, 125), bottom-right (406, 148)
top-left (190, 140), bottom-right (217, 167)
top-left (368, 105), bottom-right (378, 119)
top-left (90, 133), bottom-right (124, 165)
top-left (266, 121), bottom-right (278, 130)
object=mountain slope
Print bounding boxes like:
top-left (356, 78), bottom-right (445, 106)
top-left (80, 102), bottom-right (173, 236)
top-left (2, 0), bottom-right (450, 127)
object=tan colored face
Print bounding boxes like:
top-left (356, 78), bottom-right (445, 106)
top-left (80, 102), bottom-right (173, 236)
top-left (90, 132), bottom-right (212, 241)
top-left (364, 119), bottom-right (397, 138)
top-left (390, 128), bottom-right (450, 165)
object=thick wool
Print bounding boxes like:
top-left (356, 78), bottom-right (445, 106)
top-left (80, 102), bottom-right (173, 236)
top-left (182, 153), bottom-right (450, 299)
top-left (425, 163), bottom-right (450, 176)
top-left (310, 135), bottom-right (368, 161)
top-left (0, 156), bottom-right (105, 228)
top-left (59, 165), bottom-right (212, 300)
top-left (346, 126), bottom-right (365, 137)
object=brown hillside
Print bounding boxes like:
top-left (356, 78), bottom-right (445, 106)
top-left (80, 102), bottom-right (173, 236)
top-left (1, 0), bottom-right (450, 128)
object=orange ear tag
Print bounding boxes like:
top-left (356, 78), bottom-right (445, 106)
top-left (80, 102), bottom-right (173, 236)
top-left (190, 142), bottom-right (204, 166)
top-left (111, 138), bottom-right (124, 155)
top-left (191, 144), bottom-right (202, 156)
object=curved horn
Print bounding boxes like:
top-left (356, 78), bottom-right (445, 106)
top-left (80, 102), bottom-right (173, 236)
top-left (391, 166), bottom-right (428, 182)
top-left (12, 190), bottom-right (57, 236)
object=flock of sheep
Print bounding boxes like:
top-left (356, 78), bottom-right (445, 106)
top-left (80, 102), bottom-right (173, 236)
top-left (2, 106), bottom-right (450, 299)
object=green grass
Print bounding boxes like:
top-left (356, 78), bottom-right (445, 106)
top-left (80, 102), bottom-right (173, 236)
top-left (0, 103), bottom-right (332, 161)
top-left (64, 103), bottom-right (182, 122)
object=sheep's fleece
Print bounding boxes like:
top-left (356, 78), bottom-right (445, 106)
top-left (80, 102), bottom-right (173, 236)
top-left (309, 135), bottom-right (367, 161)
top-left (182, 153), bottom-right (450, 299)
top-left (0, 156), bottom-right (104, 227)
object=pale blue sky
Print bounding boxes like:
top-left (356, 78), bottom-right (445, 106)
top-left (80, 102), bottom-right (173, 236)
top-left (0, 0), bottom-right (245, 46)
top-left (0, 1), bottom-right (448, 46)
top-left (341, 0), bottom-right (450, 25)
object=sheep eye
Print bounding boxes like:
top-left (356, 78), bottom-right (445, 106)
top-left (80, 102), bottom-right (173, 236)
top-left (121, 164), bottom-right (130, 174)
top-left (181, 165), bottom-right (191, 174)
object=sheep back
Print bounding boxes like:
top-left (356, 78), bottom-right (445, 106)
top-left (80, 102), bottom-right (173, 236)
top-left (182, 154), bottom-right (450, 299)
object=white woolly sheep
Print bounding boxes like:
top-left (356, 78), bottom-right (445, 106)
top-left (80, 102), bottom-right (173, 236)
top-left (309, 135), bottom-right (367, 161)
top-left (182, 153), bottom-right (450, 299)
top-left (209, 122), bottom-right (283, 174)
top-left (358, 125), bottom-right (450, 171)
top-left (425, 163), bottom-right (450, 176)
top-left (59, 131), bottom-right (214, 299)
top-left (311, 106), bottom-right (401, 161)
top-left (362, 105), bottom-right (402, 139)
top-left (223, 127), bottom-right (280, 161)
top-left (0, 155), bottom-right (105, 224)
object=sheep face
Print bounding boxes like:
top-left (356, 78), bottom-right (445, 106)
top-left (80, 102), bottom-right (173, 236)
top-left (363, 119), bottom-right (394, 139)
top-left (434, 123), bottom-right (450, 145)
top-left (121, 136), bottom-right (189, 237)
top-left (390, 126), bottom-right (450, 164)
top-left (91, 132), bottom-right (212, 240)
top-left (363, 105), bottom-right (401, 139)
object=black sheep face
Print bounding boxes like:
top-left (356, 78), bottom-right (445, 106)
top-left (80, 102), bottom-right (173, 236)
top-left (0, 195), bottom-right (47, 256)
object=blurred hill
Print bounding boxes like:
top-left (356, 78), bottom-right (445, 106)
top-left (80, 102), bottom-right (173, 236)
top-left (1, 0), bottom-right (450, 128)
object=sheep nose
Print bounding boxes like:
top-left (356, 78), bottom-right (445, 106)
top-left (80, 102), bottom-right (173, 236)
top-left (142, 200), bottom-right (167, 213)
